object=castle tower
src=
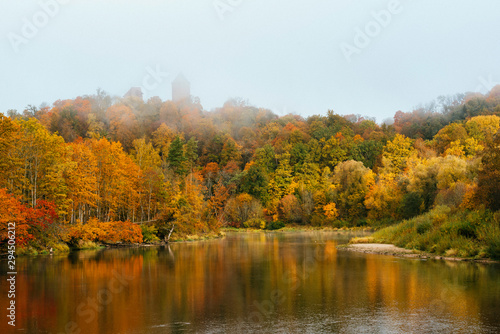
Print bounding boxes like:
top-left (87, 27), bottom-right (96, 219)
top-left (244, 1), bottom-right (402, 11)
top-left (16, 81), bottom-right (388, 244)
top-left (172, 73), bottom-right (190, 102)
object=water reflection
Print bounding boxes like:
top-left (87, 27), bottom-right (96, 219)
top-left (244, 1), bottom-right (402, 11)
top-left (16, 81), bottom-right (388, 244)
top-left (1, 231), bottom-right (500, 333)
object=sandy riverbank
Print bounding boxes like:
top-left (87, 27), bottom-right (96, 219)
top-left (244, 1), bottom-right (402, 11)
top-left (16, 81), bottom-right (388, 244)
top-left (338, 243), bottom-right (498, 263)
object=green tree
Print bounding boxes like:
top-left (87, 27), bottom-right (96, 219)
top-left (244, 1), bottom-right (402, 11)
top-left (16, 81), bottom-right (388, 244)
top-left (254, 144), bottom-right (277, 173)
top-left (220, 137), bottom-right (241, 166)
top-left (240, 164), bottom-right (269, 204)
top-left (168, 136), bottom-right (186, 175)
top-left (268, 153), bottom-right (297, 202)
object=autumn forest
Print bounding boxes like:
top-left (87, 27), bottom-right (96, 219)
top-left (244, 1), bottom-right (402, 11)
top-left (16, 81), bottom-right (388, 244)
top-left (1, 86), bottom-right (500, 258)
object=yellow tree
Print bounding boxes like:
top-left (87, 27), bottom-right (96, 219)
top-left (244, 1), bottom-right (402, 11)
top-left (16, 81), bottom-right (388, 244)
top-left (65, 139), bottom-right (98, 223)
top-left (381, 134), bottom-right (414, 174)
top-left (131, 138), bottom-right (163, 221)
top-left (152, 123), bottom-right (176, 168)
top-left (12, 118), bottom-right (69, 215)
top-left (0, 114), bottom-right (22, 194)
top-left (333, 160), bottom-right (375, 220)
top-left (465, 115), bottom-right (500, 145)
top-left (171, 172), bottom-right (207, 234)
top-left (319, 136), bottom-right (347, 168)
top-left (268, 152), bottom-right (298, 204)
top-left (434, 123), bottom-right (467, 154)
top-left (89, 138), bottom-right (140, 222)
top-left (364, 174), bottom-right (403, 221)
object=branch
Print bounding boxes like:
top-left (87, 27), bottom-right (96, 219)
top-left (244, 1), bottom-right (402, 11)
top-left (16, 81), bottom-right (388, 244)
top-left (166, 224), bottom-right (175, 243)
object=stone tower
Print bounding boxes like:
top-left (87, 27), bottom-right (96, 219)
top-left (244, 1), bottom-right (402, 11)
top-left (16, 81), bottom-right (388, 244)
top-left (172, 73), bottom-right (190, 102)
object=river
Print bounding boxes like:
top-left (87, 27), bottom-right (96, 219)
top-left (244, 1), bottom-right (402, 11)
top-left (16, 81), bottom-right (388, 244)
top-left (1, 231), bottom-right (500, 333)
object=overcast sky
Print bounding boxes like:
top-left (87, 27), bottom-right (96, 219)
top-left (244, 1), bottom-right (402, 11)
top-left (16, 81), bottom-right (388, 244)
top-left (1, 0), bottom-right (500, 122)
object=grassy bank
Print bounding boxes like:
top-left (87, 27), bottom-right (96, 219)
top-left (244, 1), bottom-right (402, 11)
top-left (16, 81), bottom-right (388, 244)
top-left (353, 206), bottom-right (500, 260)
top-left (169, 230), bottom-right (225, 242)
top-left (2, 224), bottom-right (224, 257)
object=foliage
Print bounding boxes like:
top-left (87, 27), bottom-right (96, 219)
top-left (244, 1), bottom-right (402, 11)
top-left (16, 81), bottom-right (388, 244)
top-left (266, 220), bottom-right (285, 230)
top-left (239, 164), bottom-right (269, 204)
top-left (67, 219), bottom-right (143, 245)
top-left (278, 194), bottom-right (303, 224)
top-left (224, 193), bottom-right (263, 227)
top-left (333, 160), bottom-right (374, 220)
top-left (400, 192), bottom-right (424, 219)
top-left (0, 188), bottom-right (58, 248)
top-left (2, 85), bottom-right (500, 250)
top-left (475, 132), bottom-right (500, 211)
top-left (487, 236), bottom-right (500, 260)
top-left (141, 224), bottom-right (160, 243)
top-left (243, 218), bottom-right (266, 229)
top-left (381, 134), bottom-right (414, 173)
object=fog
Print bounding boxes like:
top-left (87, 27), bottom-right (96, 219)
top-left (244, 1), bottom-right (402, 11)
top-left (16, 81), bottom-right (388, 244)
top-left (1, 0), bottom-right (500, 121)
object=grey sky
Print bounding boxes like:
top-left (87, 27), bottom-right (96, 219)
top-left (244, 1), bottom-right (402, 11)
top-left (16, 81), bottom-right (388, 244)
top-left (1, 0), bottom-right (499, 122)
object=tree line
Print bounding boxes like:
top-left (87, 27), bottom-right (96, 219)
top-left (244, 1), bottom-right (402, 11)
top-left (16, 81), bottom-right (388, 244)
top-left (1, 86), bottom-right (500, 251)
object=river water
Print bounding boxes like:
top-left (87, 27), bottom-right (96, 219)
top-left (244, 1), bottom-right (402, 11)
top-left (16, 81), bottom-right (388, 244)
top-left (1, 231), bottom-right (500, 333)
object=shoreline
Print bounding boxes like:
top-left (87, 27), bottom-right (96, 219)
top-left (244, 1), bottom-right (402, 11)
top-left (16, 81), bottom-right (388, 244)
top-left (338, 243), bottom-right (499, 264)
top-left (0, 231), bottom-right (225, 257)
top-left (221, 226), bottom-right (375, 233)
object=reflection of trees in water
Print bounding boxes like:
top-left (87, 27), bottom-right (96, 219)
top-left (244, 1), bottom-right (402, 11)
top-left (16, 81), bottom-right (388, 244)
top-left (3, 233), bottom-right (500, 333)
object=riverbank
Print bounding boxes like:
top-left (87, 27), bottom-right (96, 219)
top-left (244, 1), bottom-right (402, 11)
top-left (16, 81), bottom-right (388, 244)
top-left (340, 206), bottom-right (500, 263)
top-left (1, 230), bottom-right (225, 257)
top-left (338, 242), bottom-right (499, 263)
top-left (221, 225), bottom-right (374, 233)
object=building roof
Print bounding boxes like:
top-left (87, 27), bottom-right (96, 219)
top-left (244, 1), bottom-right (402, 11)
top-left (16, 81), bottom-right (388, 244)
top-left (172, 73), bottom-right (190, 85)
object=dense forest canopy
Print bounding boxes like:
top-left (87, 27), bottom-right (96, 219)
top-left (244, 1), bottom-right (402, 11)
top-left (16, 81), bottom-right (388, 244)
top-left (1, 86), bottom-right (500, 251)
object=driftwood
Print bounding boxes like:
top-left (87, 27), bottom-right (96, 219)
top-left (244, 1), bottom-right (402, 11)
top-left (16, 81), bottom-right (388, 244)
top-left (165, 224), bottom-right (175, 243)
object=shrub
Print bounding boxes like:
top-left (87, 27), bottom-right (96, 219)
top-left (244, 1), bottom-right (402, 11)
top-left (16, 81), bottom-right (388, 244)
top-left (487, 236), bottom-right (500, 260)
top-left (456, 221), bottom-right (477, 239)
top-left (224, 194), bottom-right (263, 227)
top-left (355, 218), bottom-right (368, 227)
top-left (141, 225), bottom-right (160, 243)
top-left (77, 240), bottom-right (101, 249)
top-left (416, 221), bottom-right (432, 234)
top-left (266, 221), bottom-right (285, 230)
top-left (310, 214), bottom-right (325, 227)
top-left (435, 182), bottom-right (467, 208)
top-left (67, 219), bottom-right (143, 245)
top-left (47, 241), bottom-right (70, 253)
top-left (430, 205), bottom-right (451, 225)
top-left (16, 246), bottom-right (39, 256)
top-left (243, 218), bottom-right (266, 229)
top-left (400, 192), bottom-right (423, 219)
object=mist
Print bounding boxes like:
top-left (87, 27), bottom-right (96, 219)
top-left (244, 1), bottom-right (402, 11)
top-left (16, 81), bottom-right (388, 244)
top-left (1, 0), bottom-right (500, 122)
